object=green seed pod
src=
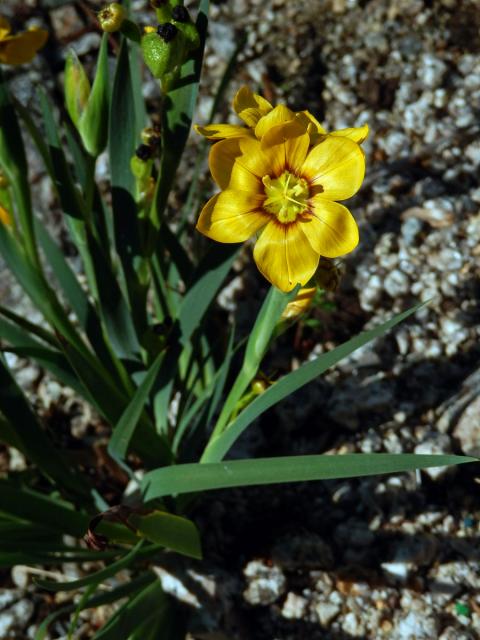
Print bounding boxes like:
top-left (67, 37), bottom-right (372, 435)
top-left (141, 27), bottom-right (185, 79)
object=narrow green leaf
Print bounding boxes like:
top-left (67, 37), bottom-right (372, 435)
top-left (109, 37), bottom-right (147, 337)
top-left (0, 480), bottom-right (88, 536)
top-left (91, 580), bottom-right (167, 640)
top-left (130, 510), bottom-right (202, 559)
top-left (67, 583), bottom-right (98, 640)
top-left (157, 221), bottom-right (193, 286)
top-left (108, 351), bottom-right (165, 462)
top-left (142, 454), bottom-right (477, 500)
top-left (0, 317), bottom-right (82, 393)
top-left (206, 325), bottom-right (236, 426)
top-left (179, 244), bottom-right (237, 345)
top-left (34, 573), bottom-right (157, 640)
top-left (0, 69), bottom-right (37, 265)
top-left (36, 541), bottom-right (147, 592)
top-left (154, 243), bottom-right (238, 434)
top-left (34, 220), bottom-right (121, 368)
top-left (38, 89), bottom-right (133, 362)
top-left (213, 286), bottom-right (296, 436)
top-left (0, 303), bottom-right (58, 347)
top-left (202, 303), bottom-right (425, 463)
top-left (14, 97), bottom-right (54, 179)
top-left (173, 326), bottom-right (237, 454)
top-left (0, 221), bottom-right (87, 356)
top-left (128, 40), bottom-right (147, 133)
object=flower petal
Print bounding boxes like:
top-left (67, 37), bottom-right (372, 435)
top-left (194, 123), bottom-right (252, 140)
top-left (255, 104), bottom-right (295, 139)
top-left (0, 28), bottom-right (48, 65)
top-left (233, 86), bottom-right (272, 127)
top-left (236, 137), bottom-right (282, 178)
top-left (331, 124), bottom-right (369, 144)
top-left (305, 198), bottom-right (359, 258)
top-left (295, 110), bottom-right (327, 135)
top-left (261, 120), bottom-right (310, 174)
top-left (0, 17), bottom-right (11, 39)
top-left (253, 221), bottom-right (320, 292)
top-left (301, 136), bottom-right (365, 201)
top-left (196, 191), bottom-right (269, 243)
top-left (209, 138), bottom-right (243, 189)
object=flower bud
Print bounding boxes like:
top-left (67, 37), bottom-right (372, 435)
top-left (98, 2), bottom-right (126, 33)
top-left (64, 35), bottom-right (109, 156)
top-left (251, 379), bottom-right (268, 395)
top-left (281, 287), bottom-right (316, 321)
top-left (64, 50), bottom-right (91, 129)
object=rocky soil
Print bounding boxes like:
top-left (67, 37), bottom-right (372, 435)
top-left (1, 0), bottom-right (480, 638)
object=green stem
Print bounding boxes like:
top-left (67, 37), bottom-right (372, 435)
top-left (205, 286), bottom-right (296, 446)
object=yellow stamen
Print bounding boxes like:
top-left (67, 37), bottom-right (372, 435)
top-left (262, 171), bottom-right (310, 224)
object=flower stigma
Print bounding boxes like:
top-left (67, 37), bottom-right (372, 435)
top-left (262, 171), bottom-right (310, 224)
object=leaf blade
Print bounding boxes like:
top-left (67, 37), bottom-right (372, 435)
top-left (201, 302), bottom-right (425, 463)
top-left (142, 453), bottom-right (478, 500)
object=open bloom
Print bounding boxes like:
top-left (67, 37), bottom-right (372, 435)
top-left (0, 17), bottom-right (48, 65)
top-left (195, 85), bottom-right (369, 147)
top-left (196, 106), bottom-right (366, 292)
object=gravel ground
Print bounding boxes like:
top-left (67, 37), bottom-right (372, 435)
top-left (1, 0), bottom-right (480, 638)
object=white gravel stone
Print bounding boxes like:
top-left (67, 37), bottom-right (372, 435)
top-left (315, 601), bottom-right (341, 626)
top-left (381, 561), bottom-right (411, 581)
top-left (395, 611), bottom-right (439, 639)
top-left (384, 269), bottom-right (410, 297)
top-left (281, 592), bottom-right (308, 619)
top-left (243, 560), bottom-right (286, 605)
top-left (417, 53), bottom-right (447, 89)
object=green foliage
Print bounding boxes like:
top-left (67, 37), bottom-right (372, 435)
top-left (142, 454), bottom-right (477, 500)
top-left (0, 1), bottom-right (475, 637)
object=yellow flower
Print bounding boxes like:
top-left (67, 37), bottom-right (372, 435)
top-left (0, 17), bottom-right (48, 66)
top-left (281, 287), bottom-right (317, 320)
top-left (195, 85), bottom-right (369, 146)
top-left (196, 112), bottom-right (365, 292)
